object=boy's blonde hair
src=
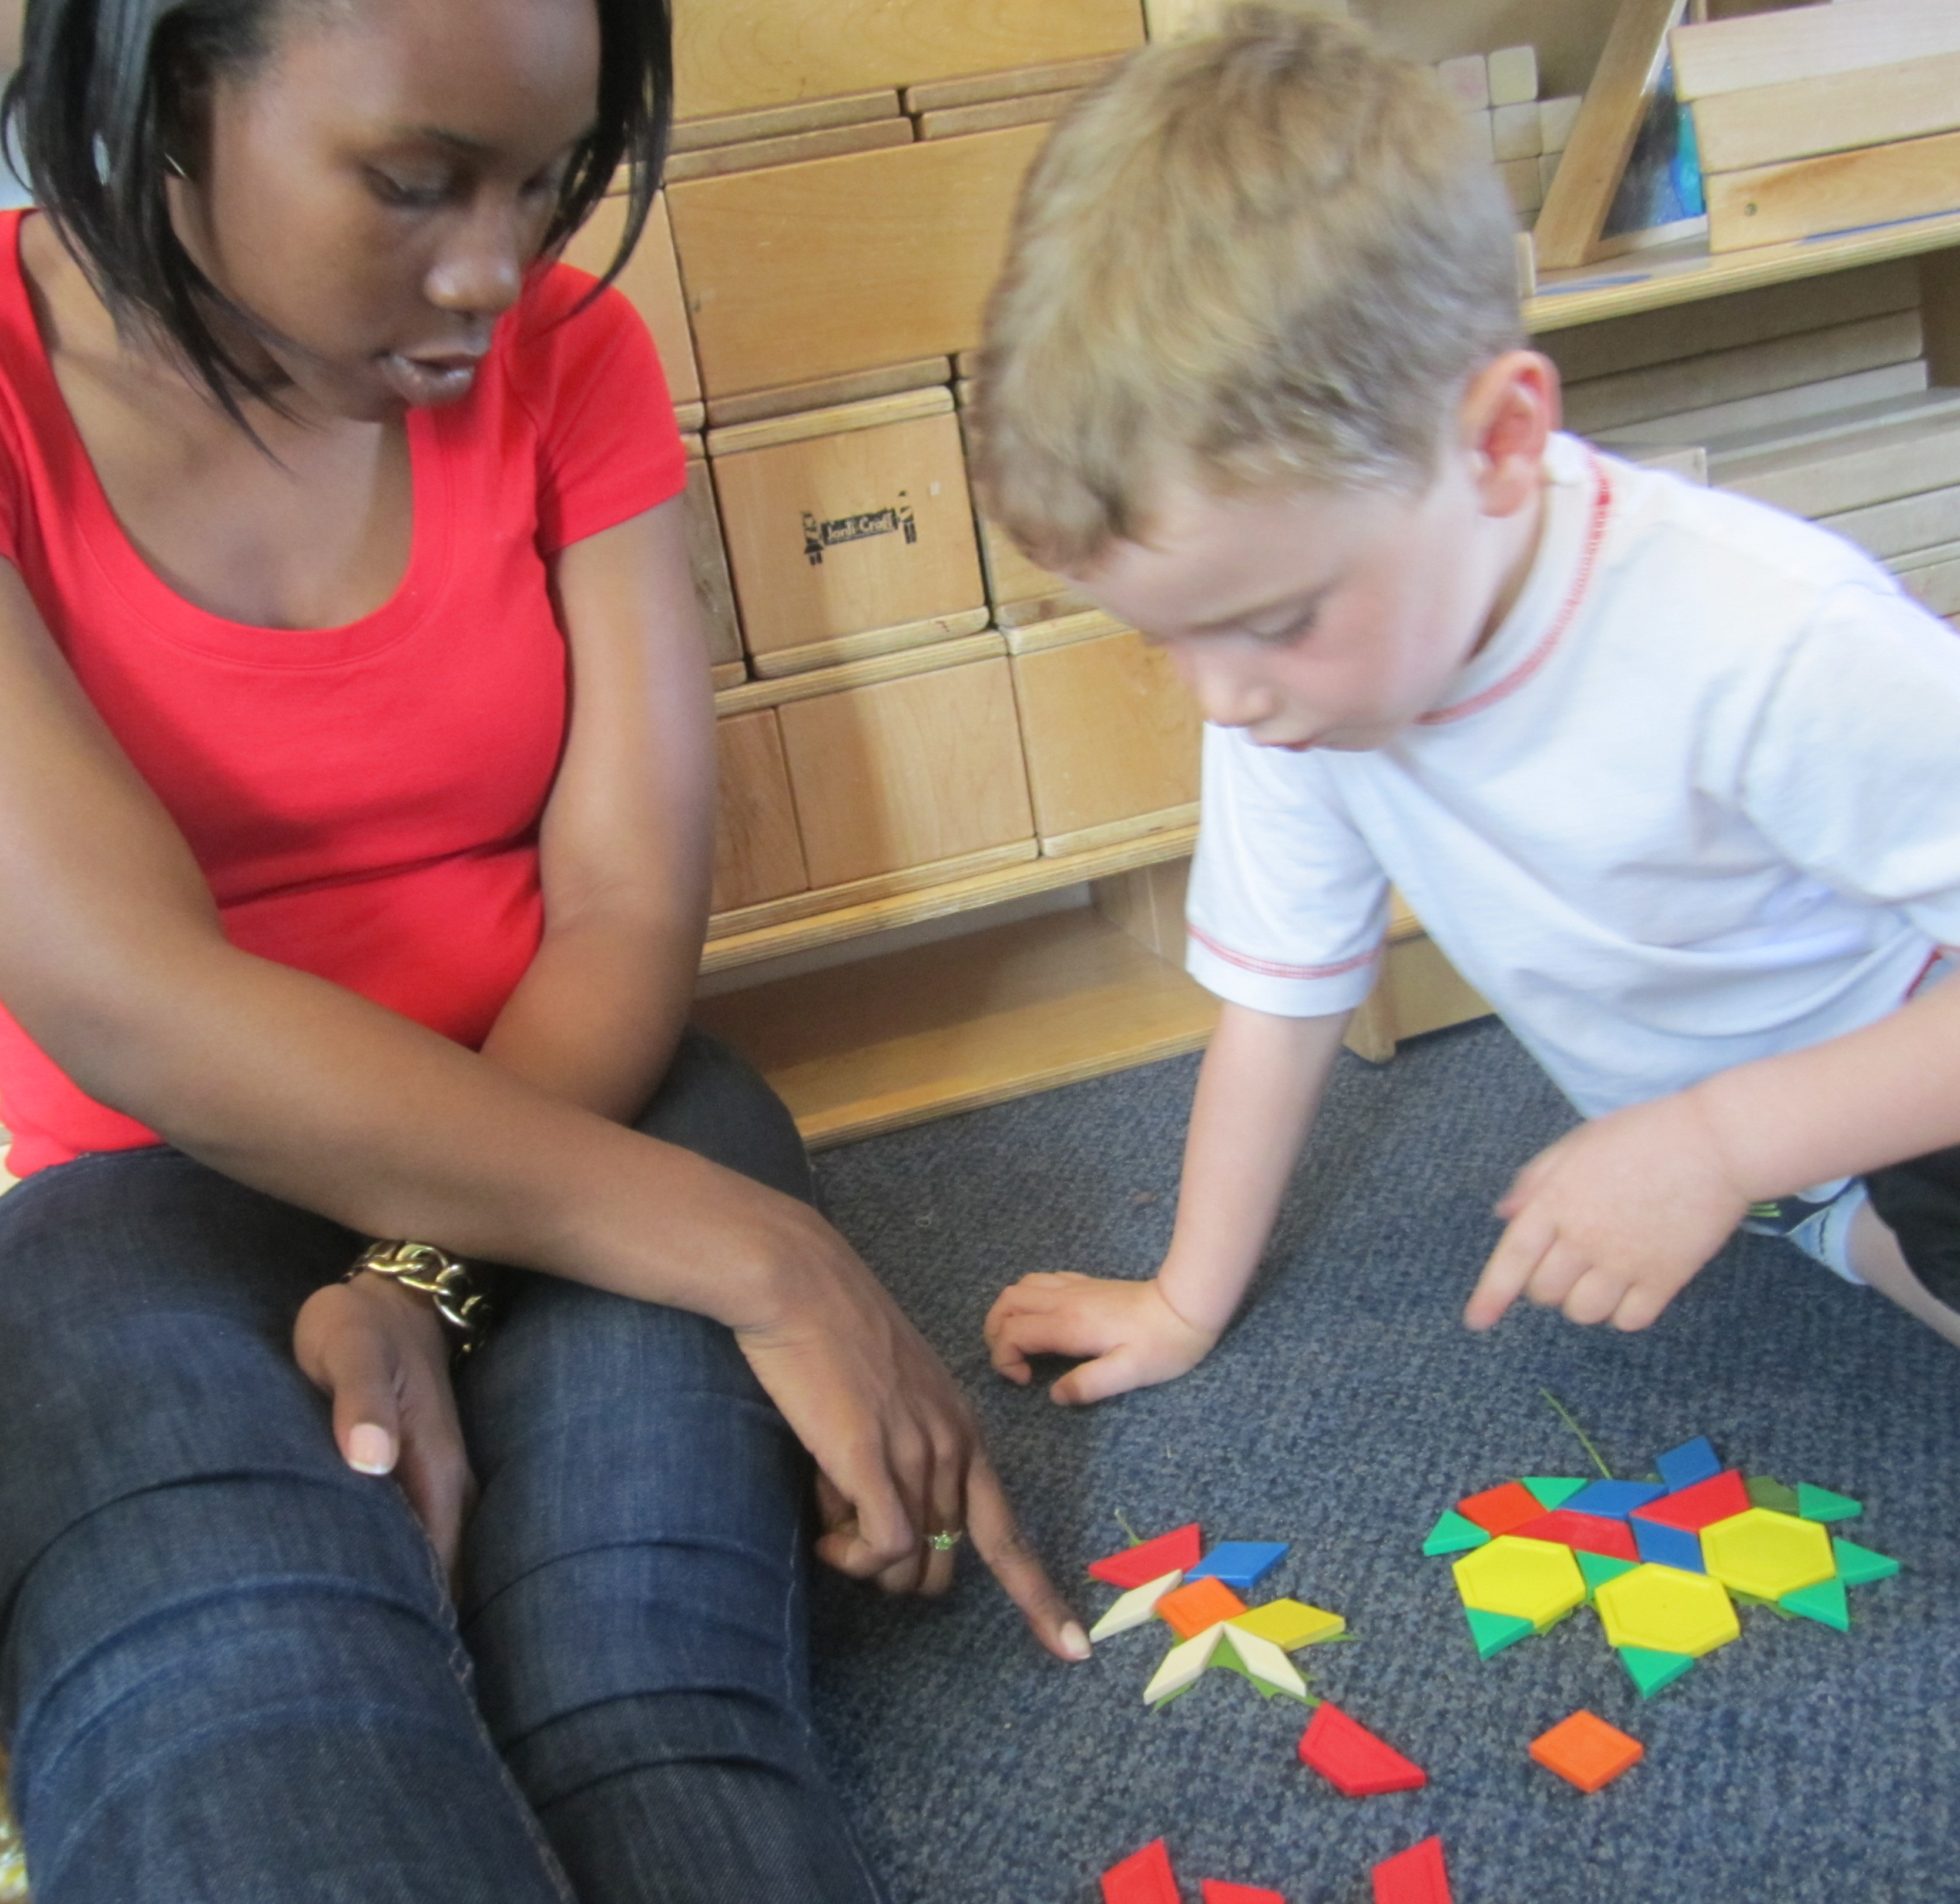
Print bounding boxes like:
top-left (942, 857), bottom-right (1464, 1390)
top-left (972, 5), bottom-right (1524, 570)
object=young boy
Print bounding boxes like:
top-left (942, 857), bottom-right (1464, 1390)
top-left (974, 4), bottom-right (1960, 1405)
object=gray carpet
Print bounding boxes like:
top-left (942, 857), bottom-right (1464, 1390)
top-left (807, 1018), bottom-right (1960, 1904)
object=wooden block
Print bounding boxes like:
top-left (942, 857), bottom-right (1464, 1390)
top-left (704, 357), bottom-right (952, 431)
top-left (1499, 156), bottom-right (1543, 217)
top-left (1144, 0), bottom-right (1221, 36)
top-left (1534, 0), bottom-right (1682, 271)
top-left (903, 54), bottom-right (1122, 116)
top-left (1011, 624), bottom-right (1202, 849)
top-left (1689, 51), bottom-right (1960, 175)
top-left (664, 118), bottom-right (912, 185)
top-left (711, 709), bottom-right (808, 911)
top-left (683, 452), bottom-right (743, 668)
top-left (710, 397), bottom-right (986, 662)
top-left (1459, 109), bottom-right (1495, 163)
top-left (1560, 307), bottom-right (1922, 435)
top-left (1818, 483), bottom-right (1960, 562)
top-left (1539, 95), bottom-right (1582, 156)
top-left (1710, 393), bottom-right (1960, 518)
top-left (673, 0), bottom-right (1143, 122)
top-left (1670, 0), bottom-right (1960, 101)
top-left (669, 125), bottom-right (1050, 397)
top-left (1898, 545), bottom-right (1960, 616)
top-left (1598, 360), bottom-right (1929, 451)
top-left (1436, 53), bottom-right (1489, 113)
top-left (1487, 44), bottom-right (1539, 108)
top-left (711, 661), bottom-right (748, 689)
top-left (1538, 152), bottom-right (1562, 203)
top-left (777, 658), bottom-right (1035, 886)
top-left (561, 192), bottom-right (700, 414)
top-left (1493, 101), bottom-right (1541, 162)
top-left (1536, 258), bottom-right (1919, 382)
top-left (1094, 856), bottom-right (1192, 963)
top-left (715, 629), bottom-right (1008, 718)
top-left (1706, 130), bottom-right (1960, 254)
top-left (751, 608), bottom-right (994, 679)
top-left (706, 385), bottom-right (952, 457)
top-left (916, 92), bottom-right (1078, 141)
top-left (672, 90), bottom-right (900, 153)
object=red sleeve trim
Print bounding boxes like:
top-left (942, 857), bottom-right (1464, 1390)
top-left (1187, 919), bottom-right (1382, 981)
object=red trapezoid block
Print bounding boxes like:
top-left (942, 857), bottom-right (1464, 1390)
top-left (1089, 1524), bottom-right (1203, 1589)
top-left (1200, 1883), bottom-right (1287, 1904)
top-left (1372, 1836), bottom-right (1451, 1904)
top-left (1298, 1701), bottom-right (1427, 1797)
top-left (1102, 1838), bottom-right (1179, 1904)
top-left (1633, 1470), bottom-right (1750, 1532)
top-left (1510, 1509), bottom-right (1639, 1560)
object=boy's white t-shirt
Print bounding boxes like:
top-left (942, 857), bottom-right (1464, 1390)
top-left (1185, 431), bottom-right (1960, 1119)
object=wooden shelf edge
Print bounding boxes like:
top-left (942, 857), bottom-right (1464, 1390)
top-left (1526, 210), bottom-right (1960, 333)
top-left (700, 823), bottom-right (1200, 974)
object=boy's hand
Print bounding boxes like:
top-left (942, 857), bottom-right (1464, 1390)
top-left (1465, 1091), bottom-right (1751, 1334)
top-left (985, 1273), bottom-right (1219, 1404)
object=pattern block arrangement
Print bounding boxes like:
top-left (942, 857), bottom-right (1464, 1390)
top-left (1428, 1437), bottom-right (1902, 1696)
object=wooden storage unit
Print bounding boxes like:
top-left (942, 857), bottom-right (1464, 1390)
top-left (707, 391), bottom-right (989, 675)
top-left (562, 192), bottom-right (703, 431)
top-left (711, 709), bottom-right (807, 911)
top-left (1007, 612), bottom-right (1200, 856)
top-left (667, 124), bottom-right (1052, 400)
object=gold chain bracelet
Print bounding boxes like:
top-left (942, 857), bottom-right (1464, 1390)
top-left (346, 1239), bottom-right (494, 1356)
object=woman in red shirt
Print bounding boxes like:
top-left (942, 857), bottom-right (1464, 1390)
top-left (0, 0), bottom-right (1083, 1895)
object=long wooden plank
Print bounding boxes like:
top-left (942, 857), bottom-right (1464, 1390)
top-left (672, 90), bottom-right (900, 152)
top-left (904, 54), bottom-right (1122, 115)
top-left (1690, 51), bottom-right (1960, 175)
top-left (665, 119), bottom-right (913, 185)
top-left (694, 909), bottom-right (1219, 1149)
top-left (1706, 130), bottom-right (1960, 254)
top-left (673, 0), bottom-right (1143, 122)
top-left (1533, 0), bottom-right (1682, 271)
top-left (1670, 0), bottom-right (1960, 101)
top-left (669, 126), bottom-right (1051, 398)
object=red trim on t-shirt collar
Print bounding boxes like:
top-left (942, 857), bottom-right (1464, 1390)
top-left (1186, 919), bottom-right (1382, 982)
top-left (1416, 451), bottom-right (1613, 728)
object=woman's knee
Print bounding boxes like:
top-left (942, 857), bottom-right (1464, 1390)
top-left (635, 1030), bottom-right (813, 1205)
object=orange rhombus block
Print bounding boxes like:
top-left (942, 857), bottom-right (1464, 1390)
top-left (1529, 1710), bottom-right (1644, 1793)
top-left (1156, 1575), bottom-right (1249, 1640)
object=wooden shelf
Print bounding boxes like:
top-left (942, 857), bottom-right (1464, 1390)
top-left (701, 822), bottom-right (1198, 972)
top-left (694, 904), bottom-right (1219, 1147)
top-left (1527, 210), bottom-right (1960, 333)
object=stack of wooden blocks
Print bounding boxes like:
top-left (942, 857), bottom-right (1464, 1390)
top-left (1558, 258), bottom-right (1960, 630)
top-left (563, 0), bottom-right (1209, 944)
top-left (1435, 44), bottom-right (1582, 226)
top-left (1673, 0), bottom-right (1960, 254)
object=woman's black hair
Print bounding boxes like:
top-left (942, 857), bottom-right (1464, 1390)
top-left (1, 0), bottom-right (671, 431)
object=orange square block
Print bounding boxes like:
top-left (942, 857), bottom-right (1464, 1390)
top-left (1456, 1481), bottom-right (1543, 1537)
top-left (1529, 1710), bottom-right (1644, 1793)
top-left (1156, 1575), bottom-right (1248, 1640)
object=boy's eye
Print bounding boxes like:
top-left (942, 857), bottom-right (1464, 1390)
top-left (1249, 609), bottom-right (1317, 647)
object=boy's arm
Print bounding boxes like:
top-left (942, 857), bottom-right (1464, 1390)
top-left (1467, 970), bottom-right (1960, 1332)
top-left (985, 1000), bottom-right (1351, 1402)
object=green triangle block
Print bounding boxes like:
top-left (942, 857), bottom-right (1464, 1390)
top-left (1619, 1646), bottom-right (1696, 1697)
top-left (1577, 1550), bottom-right (1639, 1597)
top-left (1746, 1474), bottom-right (1800, 1515)
top-left (1423, 1509), bottom-right (1491, 1556)
top-left (1781, 1578), bottom-right (1851, 1631)
top-left (1797, 1483), bottom-right (1862, 1523)
top-left (1465, 1605), bottom-right (1534, 1660)
top-left (1524, 1476), bottom-right (1590, 1510)
top-left (1832, 1537), bottom-right (1901, 1586)
top-left (1732, 1590), bottom-right (1797, 1618)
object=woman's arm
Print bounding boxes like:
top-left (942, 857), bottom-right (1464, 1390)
top-left (475, 496), bottom-right (714, 1118)
top-left (0, 562), bottom-right (1083, 1655)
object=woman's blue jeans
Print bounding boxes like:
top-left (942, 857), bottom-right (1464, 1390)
top-left (0, 1031), bottom-right (884, 1903)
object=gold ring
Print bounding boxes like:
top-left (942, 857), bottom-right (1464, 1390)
top-left (927, 1529), bottom-right (965, 1551)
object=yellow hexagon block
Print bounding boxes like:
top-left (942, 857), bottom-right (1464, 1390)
top-left (1595, 1563), bottom-right (1740, 1658)
top-left (1452, 1535), bottom-right (1586, 1633)
top-left (1700, 1507), bottom-right (1835, 1601)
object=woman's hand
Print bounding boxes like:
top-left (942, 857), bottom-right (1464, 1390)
top-left (985, 1273), bottom-right (1220, 1403)
top-left (294, 1273), bottom-right (476, 1583)
top-left (732, 1205), bottom-right (1090, 1663)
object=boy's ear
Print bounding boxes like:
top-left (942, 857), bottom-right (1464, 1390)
top-left (1461, 350), bottom-right (1560, 518)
